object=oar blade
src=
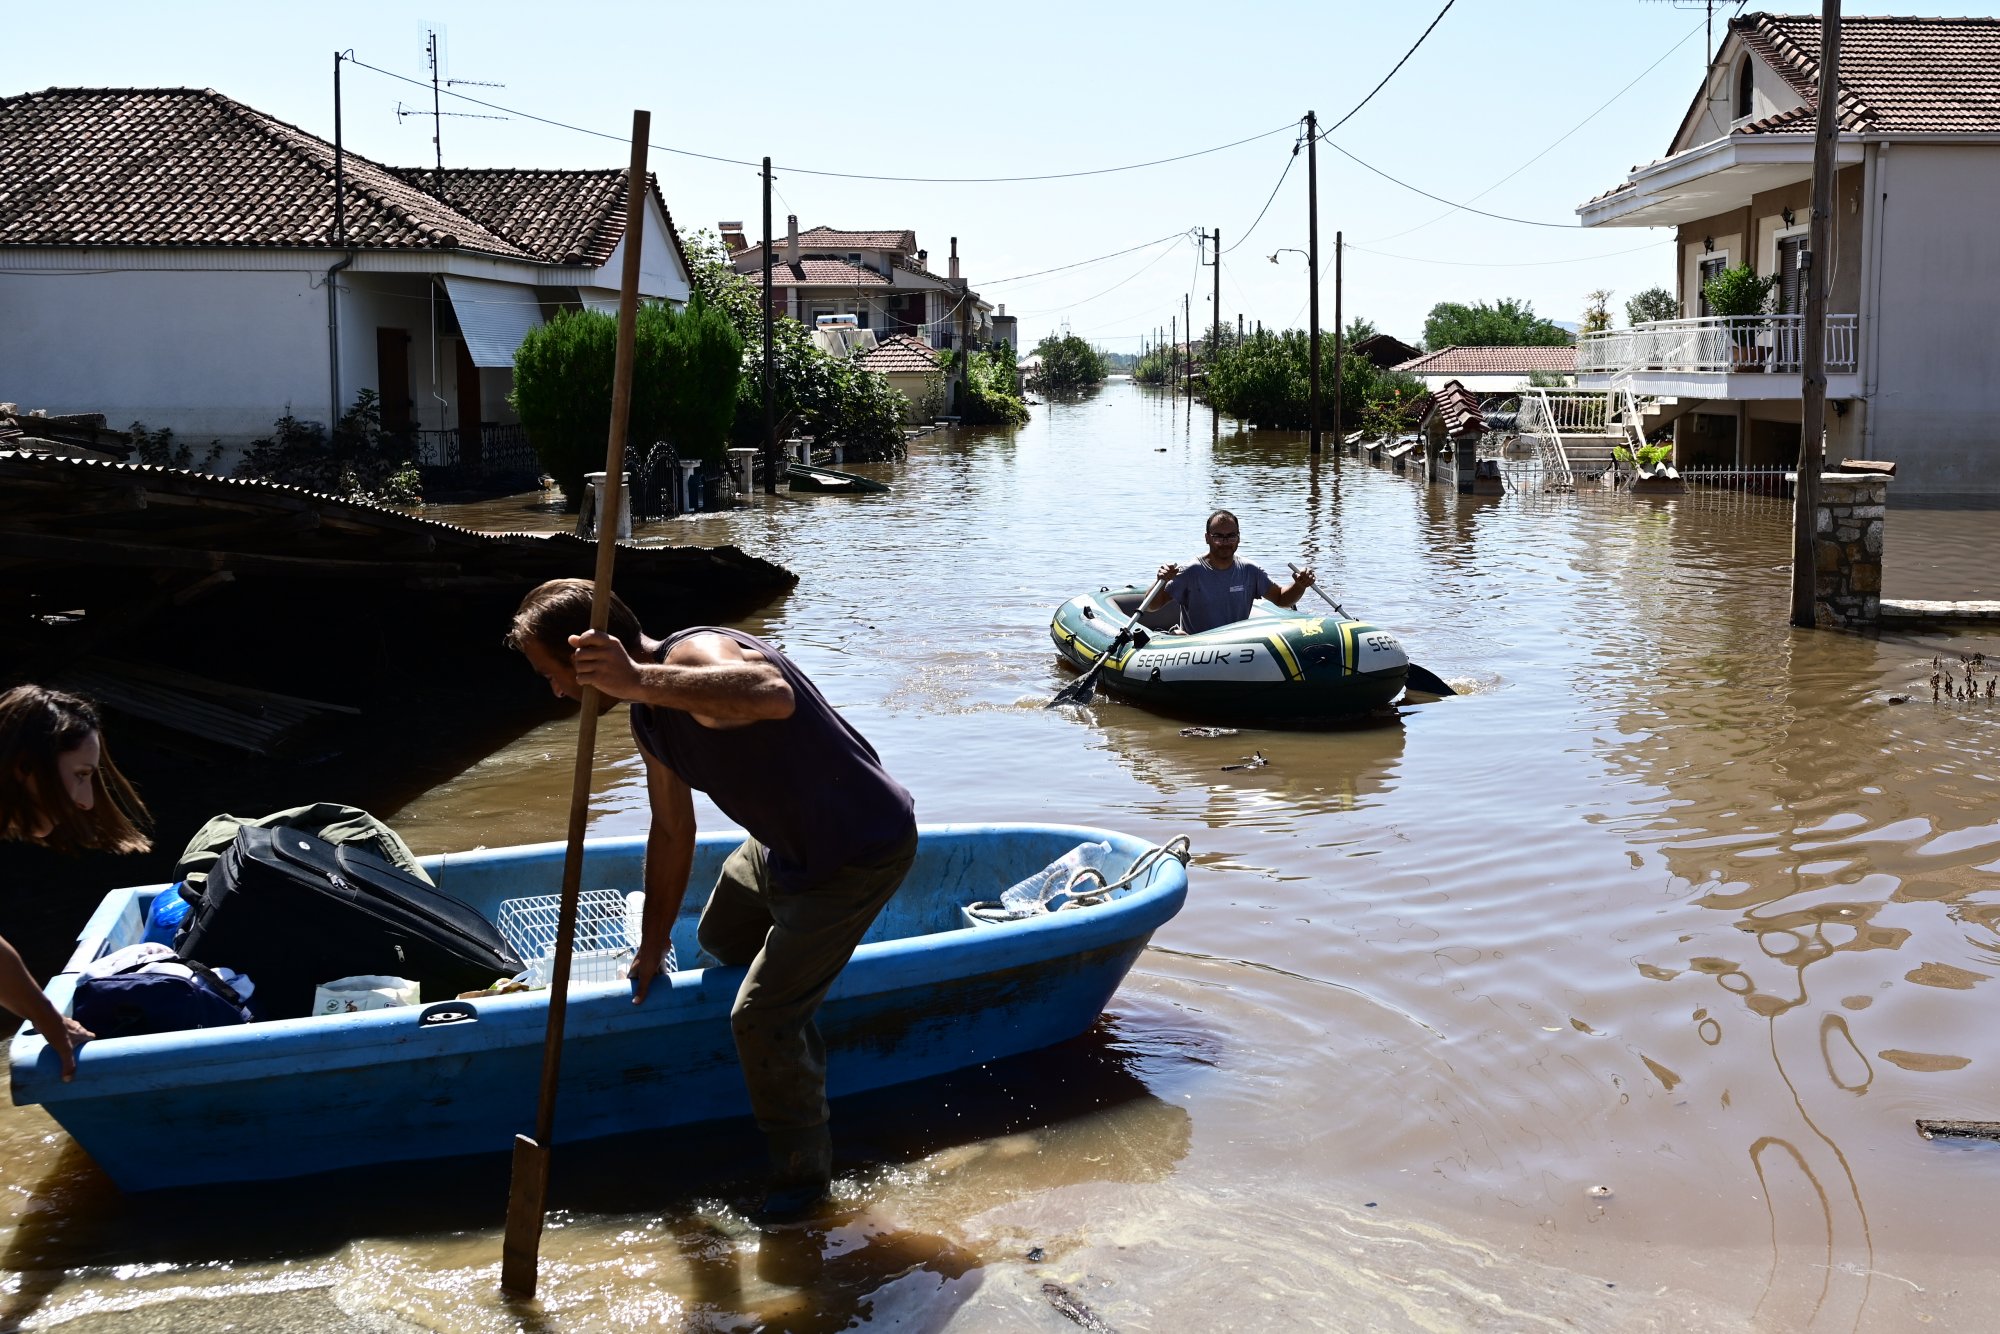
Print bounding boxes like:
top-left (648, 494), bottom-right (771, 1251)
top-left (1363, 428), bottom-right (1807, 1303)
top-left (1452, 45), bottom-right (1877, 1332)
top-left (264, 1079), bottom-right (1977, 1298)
top-left (1403, 663), bottom-right (1458, 697)
top-left (500, 1134), bottom-right (551, 1297)
top-left (1048, 666), bottom-right (1101, 708)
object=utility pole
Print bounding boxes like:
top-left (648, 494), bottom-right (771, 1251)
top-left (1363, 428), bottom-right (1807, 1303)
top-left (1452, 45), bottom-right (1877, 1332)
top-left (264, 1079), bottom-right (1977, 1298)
top-left (1238, 313), bottom-right (1244, 340)
top-left (1171, 315), bottom-right (1177, 400)
top-left (1184, 292), bottom-right (1192, 402)
top-left (1211, 228), bottom-right (1222, 354)
top-left (762, 157), bottom-right (776, 495)
top-left (1306, 110), bottom-right (1322, 455)
top-left (1792, 0), bottom-right (1840, 628)
top-left (333, 53), bottom-right (346, 246)
top-left (428, 30), bottom-right (443, 173)
top-left (1332, 231), bottom-right (1344, 448)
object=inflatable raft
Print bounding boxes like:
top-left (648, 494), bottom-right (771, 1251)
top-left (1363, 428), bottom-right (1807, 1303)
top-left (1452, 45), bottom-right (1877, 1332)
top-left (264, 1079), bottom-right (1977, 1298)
top-left (1050, 585), bottom-right (1409, 721)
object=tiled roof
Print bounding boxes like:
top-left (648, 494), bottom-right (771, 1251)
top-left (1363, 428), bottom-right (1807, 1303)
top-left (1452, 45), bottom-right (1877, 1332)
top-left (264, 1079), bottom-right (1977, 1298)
top-left (1394, 345), bottom-right (1576, 374)
top-left (1730, 13), bottom-right (2000, 136)
top-left (736, 226), bottom-right (917, 265)
top-left (398, 167), bottom-right (692, 274)
top-left (0, 87), bottom-right (526, 256)
top-left (759, 258), bottom-right (891, 288)
top-left (858, 333), bottom-right (940, 373)
top-left (1350, 332), bottom-right (1421, 367)
top-left (1425, 380), bottom-right (1487, 436)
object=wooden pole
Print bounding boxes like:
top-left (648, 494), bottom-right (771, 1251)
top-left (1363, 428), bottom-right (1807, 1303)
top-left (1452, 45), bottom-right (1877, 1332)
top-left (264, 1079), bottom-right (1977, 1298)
top-left (1332, 231), bottom-right (1344, 448)
top-left (1171, 315), bottom-right (1177, 400)
top-left (1791, 0), bottom-right (1840, 629)
top-left (1212, 228), bottom-right (1222, 352)
top-left (1307, 110), bottom-right (1322, 456)
top-left (762, 157), bottom-right (776, 493)
top-left (500, 107), bottom-right (650, 1302)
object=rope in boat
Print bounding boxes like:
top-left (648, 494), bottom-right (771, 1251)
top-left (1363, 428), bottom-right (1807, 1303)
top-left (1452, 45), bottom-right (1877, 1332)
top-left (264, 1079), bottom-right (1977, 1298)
top-left (1046, 836), bottom-right (1194, 911)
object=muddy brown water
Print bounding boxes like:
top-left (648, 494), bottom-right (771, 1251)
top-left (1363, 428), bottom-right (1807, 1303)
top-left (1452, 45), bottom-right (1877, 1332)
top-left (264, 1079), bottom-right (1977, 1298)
top-left (5, 380), bottom-right (1999, 1331)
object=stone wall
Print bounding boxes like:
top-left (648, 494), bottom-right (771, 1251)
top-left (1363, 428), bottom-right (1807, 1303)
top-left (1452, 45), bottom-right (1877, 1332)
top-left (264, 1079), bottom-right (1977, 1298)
top-left (1812, 472), bottom-right (1887, 628)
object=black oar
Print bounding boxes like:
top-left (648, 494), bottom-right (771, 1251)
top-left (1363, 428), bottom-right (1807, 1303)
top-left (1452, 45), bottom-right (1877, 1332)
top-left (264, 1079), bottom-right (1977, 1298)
top-left (1287, 563), bottom-right (1457, 698)
top-left (1050, 577), bottom-right (1167, 708)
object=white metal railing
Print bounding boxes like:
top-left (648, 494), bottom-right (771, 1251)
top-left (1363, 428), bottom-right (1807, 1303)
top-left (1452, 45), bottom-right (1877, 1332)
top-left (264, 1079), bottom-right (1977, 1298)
top-left (1578, 314), bottom-right (1858, 375)
top-left (1517, 388), bottom-right (1576, 489)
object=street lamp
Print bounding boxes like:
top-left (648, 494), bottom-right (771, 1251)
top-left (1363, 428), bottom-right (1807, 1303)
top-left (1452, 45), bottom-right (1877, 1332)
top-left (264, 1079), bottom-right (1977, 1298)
top-left (1269, 249), bottom-right (1308, 264)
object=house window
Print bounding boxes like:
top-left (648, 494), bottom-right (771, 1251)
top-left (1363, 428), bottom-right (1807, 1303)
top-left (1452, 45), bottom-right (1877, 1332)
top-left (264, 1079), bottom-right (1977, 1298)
top-left (1777, 235), bottom-right (1811, 315)
top-left (1697, 256), bottom-right (1728, 316)
top-left (1735, 59), bottom-right (1755, 119)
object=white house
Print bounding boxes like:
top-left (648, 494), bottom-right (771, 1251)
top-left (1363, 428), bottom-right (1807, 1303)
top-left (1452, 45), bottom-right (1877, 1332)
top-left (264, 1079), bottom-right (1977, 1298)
top-left (1575, 13), bottom-right (2000, 492)
top-left (1392, 345), bottom-right (1576, 395)
top-left (0, 87), bottom-right (692, 464)
top-left (725, 220), bottom-right (991, 348)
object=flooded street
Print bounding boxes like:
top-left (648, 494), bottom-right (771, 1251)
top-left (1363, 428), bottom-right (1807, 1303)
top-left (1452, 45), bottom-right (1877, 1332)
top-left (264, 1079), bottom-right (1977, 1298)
top-left (5, 378), bottom-right (2000, 1331)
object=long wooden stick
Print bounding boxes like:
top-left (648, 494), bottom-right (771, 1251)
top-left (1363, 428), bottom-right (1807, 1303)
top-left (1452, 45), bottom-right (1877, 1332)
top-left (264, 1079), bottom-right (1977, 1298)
top-left (501, 107), bottom-right (650, 1301)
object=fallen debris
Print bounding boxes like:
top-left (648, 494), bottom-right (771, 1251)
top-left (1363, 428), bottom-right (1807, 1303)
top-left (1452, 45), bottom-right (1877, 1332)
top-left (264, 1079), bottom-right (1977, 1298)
top-left (1179, 726), bottom-right (1238, 738)
top-left (1220, 751), bottom-right (1268, 772)
top-left (1916, 1119), bottom-right (2000, 1143)
top-left (1042, 1281), bottom-right (1115, 1332)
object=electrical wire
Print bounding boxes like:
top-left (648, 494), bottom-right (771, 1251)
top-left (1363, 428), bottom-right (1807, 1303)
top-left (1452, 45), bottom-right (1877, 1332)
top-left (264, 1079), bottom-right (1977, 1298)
top-left (1009, 233), bottom-right (1194, 317)
top-left (345, 57), bottom-right (1296, 185)
top-left (1355, 16), bottom-right (1707, 245)
top-left (983, 231), bottom-right (1191, 286)
top-left (1343, 238), bottom-right (1673, 267)
top-left (1322, 0), bottom-right (1457, 136)
top-left (1222, 128), bottom-right (1304, 255)
top-left (1322, 139), bottom-right (1583, 229)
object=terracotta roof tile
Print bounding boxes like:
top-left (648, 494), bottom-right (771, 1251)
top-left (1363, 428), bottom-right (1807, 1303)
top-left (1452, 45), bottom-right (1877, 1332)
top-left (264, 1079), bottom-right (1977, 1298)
top-left (1426, 380), bottom-right (1487, 436)
top-left (759, 258), bottom-right (891, 288)
top-left (736, 226), bottom-right (917, 265)
top-left (858, 333), bottom-right (940, 373)
top-left (397, 166), bottom-right (692, 275)
top-left (0, 87), bottom-right (526, 256)
top-left (1394, 345), bottom-right (1576, 374)
top-left (1731, 13), bottom-right (2000, 136)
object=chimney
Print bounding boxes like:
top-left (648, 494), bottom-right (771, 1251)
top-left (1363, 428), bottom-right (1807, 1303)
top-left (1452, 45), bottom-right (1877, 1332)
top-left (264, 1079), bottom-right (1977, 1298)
top-left (917, 248), bottom-right (927, 269)
top-left (998, 304), bottom-right (1006, 317)
top-left (785, 214), bottom-right (799, 266)
top-left (717, 221), bottom-right (746, 254)
top-left (948, 236), bottom-right (960, 282)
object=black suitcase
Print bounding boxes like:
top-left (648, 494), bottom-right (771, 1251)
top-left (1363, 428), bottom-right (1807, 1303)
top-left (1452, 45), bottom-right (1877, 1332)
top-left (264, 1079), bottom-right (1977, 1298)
top-left (176, 826), bottom-right (523, 1018)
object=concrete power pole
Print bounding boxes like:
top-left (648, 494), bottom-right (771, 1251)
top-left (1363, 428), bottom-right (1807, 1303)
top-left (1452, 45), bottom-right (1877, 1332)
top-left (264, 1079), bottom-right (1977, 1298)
top-left (1332, 231), bottom-right (1344, 448)
top-left (761, 157), bottom-right (776, 494)
top-left (1306, 110), bottom-right (1322, 455)
top-left (1792, 0), bottom-right (1842, 628)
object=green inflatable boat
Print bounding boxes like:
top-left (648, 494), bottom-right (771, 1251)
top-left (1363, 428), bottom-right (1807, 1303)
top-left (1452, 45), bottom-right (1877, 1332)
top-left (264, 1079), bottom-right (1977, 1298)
top-left (1049, 585), bottom-right (1410, 721)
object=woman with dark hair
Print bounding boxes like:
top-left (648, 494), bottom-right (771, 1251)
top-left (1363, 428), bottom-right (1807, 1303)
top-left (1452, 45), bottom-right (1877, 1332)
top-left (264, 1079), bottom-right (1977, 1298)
top-left (0, 685), bottom-right (152, 1079)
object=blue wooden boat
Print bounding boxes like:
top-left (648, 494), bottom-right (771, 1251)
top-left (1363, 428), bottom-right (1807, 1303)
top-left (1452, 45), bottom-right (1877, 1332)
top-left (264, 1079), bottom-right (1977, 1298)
top-left (10, 824), bottom-right (1188, 1192)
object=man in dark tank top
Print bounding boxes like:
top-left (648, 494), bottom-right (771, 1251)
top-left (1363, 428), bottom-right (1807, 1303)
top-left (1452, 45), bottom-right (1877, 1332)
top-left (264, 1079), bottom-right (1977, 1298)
top-left (505, 579), bottom-right (916, 1223)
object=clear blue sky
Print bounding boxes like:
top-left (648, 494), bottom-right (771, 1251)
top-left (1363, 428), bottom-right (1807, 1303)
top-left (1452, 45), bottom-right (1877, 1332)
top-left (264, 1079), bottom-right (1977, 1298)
top-left (16, 1), bottom-right (2000, 349)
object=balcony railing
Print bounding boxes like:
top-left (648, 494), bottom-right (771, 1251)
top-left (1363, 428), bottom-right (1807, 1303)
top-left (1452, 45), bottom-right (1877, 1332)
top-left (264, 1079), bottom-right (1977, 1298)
top-left (409, 423), bottom-right (536, 474)
top-left (1579, 314), bottom-right (1858, 375)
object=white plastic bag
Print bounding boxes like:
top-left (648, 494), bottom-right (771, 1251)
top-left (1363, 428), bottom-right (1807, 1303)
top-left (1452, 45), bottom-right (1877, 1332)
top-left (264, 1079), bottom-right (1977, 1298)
top-left (312, 975), bottom-right (419, 1016)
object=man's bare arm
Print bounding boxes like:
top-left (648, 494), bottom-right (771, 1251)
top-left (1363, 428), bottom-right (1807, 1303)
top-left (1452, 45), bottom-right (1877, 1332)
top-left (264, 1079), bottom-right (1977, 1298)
top-left (570, 630), bottom-right (795, 723)
top-left (631, 750), bottom-right (695, 1004)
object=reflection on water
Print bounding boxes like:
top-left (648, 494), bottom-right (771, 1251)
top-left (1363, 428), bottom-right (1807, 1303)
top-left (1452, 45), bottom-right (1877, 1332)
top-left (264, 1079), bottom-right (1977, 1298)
top-left (5, 381), bottom-right (2000, 1329)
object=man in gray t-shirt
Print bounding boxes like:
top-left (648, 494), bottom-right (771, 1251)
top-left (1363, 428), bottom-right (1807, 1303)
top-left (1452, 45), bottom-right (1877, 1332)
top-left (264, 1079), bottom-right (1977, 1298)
top-left (1142, 509), bottom-right (1317, 634)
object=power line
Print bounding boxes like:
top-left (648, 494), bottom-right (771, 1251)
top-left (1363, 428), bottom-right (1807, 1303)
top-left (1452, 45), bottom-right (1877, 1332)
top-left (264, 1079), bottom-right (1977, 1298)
top-left (1323, 139), bottom-right (1583, 229)
top-left (1009, 233), bottom-right (1194, 316)
top-left (1323, 0), bottom-right (1458, 136)
top-left (346, 57), bottom-right (1295, 185)
top-left (984, 231), bottom-right (1191, 286)
top-left (1344, 238), bottom-right (1673, 267)
top-left (1356, 16), bottom-right (1706, 244)
top-left (1222, 128), bottom-right (1304, 254)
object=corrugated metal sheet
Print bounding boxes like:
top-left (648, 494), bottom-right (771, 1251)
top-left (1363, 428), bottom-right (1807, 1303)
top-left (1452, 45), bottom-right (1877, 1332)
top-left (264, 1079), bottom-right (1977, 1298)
top-left (442, 275), bottom-right (544, 368)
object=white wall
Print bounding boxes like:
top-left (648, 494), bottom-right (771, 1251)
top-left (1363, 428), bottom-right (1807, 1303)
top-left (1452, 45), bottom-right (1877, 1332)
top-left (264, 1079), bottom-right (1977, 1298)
top-left (0, 267), bottom-right (326, 447)
top-left (596, 198), bottom-right (692, 304)
top-left (1868, 143), bottom-right (2000, 495)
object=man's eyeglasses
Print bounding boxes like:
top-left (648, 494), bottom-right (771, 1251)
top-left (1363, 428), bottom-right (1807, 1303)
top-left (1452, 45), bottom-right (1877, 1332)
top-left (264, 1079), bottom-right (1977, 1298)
top-left (1207, 530), bottom-right (1240, 541)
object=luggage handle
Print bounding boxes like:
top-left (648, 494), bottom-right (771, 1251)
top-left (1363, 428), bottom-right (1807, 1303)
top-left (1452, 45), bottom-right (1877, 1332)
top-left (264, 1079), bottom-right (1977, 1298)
top-left (418, 1000), bottom-right (477, 1028)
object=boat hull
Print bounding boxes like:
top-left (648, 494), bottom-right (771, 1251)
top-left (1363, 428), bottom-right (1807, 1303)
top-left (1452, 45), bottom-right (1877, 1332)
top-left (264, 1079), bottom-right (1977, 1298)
top-left (10, 824), bottom-right (1185, 1192)
top-left (1050, 587), bottom-right (1408, 721)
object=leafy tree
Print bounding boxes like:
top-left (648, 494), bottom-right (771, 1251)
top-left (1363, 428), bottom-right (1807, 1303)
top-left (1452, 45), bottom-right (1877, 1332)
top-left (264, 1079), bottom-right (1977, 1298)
top-left (1343, 316), bottom-right (1380, 345)
top-left (1700, 263), bottom-right (1778, 318)
top-left (1132, 350), bottom-right (1171, 386)
top-left (1203, 328), bottom-right (1422, 433)
top-left (1625, 286), bottom-right (1679, 325)
top-left (1581, 289), bottom-right (1613, 336)
top-left (1422, 298), bottom-right (1571, 350)
top-left (941, 343), bottom-right (1029, 424)
top-left (1029, 334), bottom-right (1109, 392)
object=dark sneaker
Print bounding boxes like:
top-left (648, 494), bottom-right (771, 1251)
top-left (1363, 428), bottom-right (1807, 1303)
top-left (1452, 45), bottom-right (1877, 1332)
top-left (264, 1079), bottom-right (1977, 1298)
top-left (753, 1179), bottom-right (830, 1227)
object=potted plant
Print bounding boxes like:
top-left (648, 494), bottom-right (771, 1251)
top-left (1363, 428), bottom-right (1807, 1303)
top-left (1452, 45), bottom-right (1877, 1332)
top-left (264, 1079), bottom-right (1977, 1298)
top-left (1700, 263), bottom-right (1780, 368)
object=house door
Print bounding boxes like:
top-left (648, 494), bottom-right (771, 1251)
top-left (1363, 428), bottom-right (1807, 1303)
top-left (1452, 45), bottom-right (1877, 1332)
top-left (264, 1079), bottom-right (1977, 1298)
top-left (1777, 235), bottom-right (1811, 315)
top-left (455, 339), bottom-right (484, 468)
top-left (375, 329), bottom-right (413, 435)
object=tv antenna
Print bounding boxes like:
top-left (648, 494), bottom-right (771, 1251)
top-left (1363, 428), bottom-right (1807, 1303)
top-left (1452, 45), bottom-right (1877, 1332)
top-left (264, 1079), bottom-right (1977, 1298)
top-left (1641, 0), bottom-right (1748, 69)
top-left (397, 27), bottom-right (506, 174)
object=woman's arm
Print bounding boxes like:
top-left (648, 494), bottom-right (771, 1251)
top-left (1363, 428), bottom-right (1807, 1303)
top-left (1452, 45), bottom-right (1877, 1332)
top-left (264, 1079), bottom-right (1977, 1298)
top-left (0, 934), bottom-right (88, 1080)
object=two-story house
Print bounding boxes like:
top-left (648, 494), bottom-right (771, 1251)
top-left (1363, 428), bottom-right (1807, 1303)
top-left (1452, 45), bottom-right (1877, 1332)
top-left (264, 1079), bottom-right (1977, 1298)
top-left (724, 220), bottom-right (990, 348)
top-left (1575, 13), bottom-right (2000, 494)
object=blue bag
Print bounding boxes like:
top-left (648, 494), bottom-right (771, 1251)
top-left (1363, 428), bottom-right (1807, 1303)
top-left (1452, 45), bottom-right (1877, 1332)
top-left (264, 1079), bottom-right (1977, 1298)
top-left (72, 944), bottom-right (256, 1039)
top-left (140, 883), bottom-right (192, 946)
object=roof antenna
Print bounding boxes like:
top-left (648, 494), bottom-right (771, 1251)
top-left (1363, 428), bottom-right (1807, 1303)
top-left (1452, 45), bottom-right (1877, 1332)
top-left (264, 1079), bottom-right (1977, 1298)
top-left (1641, 0), bottom-right (1749, 70)
top-left (395, 27), bottom-right (506, 176)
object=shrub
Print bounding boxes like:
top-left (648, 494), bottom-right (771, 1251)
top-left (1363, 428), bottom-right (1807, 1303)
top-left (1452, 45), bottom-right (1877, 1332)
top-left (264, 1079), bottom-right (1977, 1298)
top-left (944, 343), bottom-right (1029, 425)
top-left (1625, 287), bottom-right (1679, 325)
top-left (234, 390), bottom-right (420, 505)
top-left (126, 421), bottom-right (223, 473)
top-left (1700, 264), bottom-right (1778, 319)
top-left (1029, 334), bottom-right (1109, 392)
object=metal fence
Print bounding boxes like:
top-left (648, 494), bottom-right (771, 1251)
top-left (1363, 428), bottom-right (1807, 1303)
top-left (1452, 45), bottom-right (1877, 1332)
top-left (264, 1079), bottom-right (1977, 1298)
top-left (410, 424), bottom-right (536, 473)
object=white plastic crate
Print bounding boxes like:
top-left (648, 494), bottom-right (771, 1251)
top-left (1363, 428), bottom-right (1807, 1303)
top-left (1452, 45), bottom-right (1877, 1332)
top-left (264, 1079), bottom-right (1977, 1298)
top-left (496, 889), bottom-right (673, 986)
